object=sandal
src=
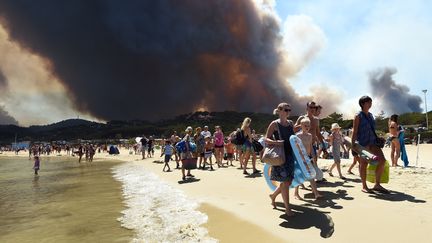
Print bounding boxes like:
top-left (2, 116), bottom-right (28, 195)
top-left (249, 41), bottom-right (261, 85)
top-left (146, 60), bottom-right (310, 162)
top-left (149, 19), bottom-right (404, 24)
top-left (328, 172), bottom-right (334, 177)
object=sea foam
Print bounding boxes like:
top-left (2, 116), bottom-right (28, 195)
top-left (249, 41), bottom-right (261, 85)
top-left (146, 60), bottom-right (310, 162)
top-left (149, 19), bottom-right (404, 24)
top-left (112, 162), bottom-right (217, 243)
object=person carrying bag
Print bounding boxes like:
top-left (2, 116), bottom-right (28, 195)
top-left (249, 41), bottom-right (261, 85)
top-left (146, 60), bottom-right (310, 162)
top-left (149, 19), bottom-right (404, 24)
top-left (266, 103), bottom-right (296, 217)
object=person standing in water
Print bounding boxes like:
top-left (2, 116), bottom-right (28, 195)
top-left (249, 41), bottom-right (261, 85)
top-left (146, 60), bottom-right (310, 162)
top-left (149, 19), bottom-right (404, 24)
top-left (33, 155), bottom-right (40, 175)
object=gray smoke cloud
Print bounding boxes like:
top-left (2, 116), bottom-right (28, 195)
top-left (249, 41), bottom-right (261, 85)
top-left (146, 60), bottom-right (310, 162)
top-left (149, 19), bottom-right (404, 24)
top-left (0, 68), bottom-right (6, 88)
top-left (369, 67), bottom-right (422, 114)
top-left (0, 0), bottom-right (313, 121)
top-left (0, 105), bottom-right (18, 125)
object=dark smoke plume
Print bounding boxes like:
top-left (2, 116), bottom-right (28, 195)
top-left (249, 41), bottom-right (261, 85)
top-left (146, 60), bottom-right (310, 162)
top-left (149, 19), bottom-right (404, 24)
top-left (0, 0), bottom-right (311, 121)
top-left (0, 68), bottom-right (6, 88)
top-left (369, 67), bottom-right (422, 114)
top-left (0, 106), bottom-right (18, 125)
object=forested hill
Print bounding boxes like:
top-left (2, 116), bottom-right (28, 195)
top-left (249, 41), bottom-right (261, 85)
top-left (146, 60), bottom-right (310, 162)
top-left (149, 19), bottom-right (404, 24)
top-left (0, 111), bottom-right (280, 143)
top-left (0, 111), bottom-right (430, 144)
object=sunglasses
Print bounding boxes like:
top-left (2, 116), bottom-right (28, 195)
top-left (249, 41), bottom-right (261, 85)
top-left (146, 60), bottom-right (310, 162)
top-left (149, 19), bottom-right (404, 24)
top-left (279, 108), bottom-right (291, 112)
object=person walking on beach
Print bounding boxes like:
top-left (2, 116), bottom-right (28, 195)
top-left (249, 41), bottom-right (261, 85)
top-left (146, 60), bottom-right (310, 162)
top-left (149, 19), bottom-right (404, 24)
top-left (161, 140), bottom-right (174, 172)
top-left (389, 114), bottom-right (401, 167)
top-left (203, 135), bottom-right (214, 170)
top-left (33, 155), bottom-right (40, 175)
top-left (147, 136), bottom-right (154, 158)
top-left (224, 138), bottom-right (235, 166)
top-left (213, 126), bottom-right (224, 167)
top-left (240, 117), bottom-right (260, 175)
top-left (194, 127), bottom-right (205, 168)
top-left (201, 126), bottom-right (212, 138)
top-left (328, 123), bottom-right (347, 180)
top-left (294, 117), bottom-right (323, 200)
top-left (140, 136), bottom-right (148, 159)
top-left (352, 96), bottom-right (389, 194)
top-left (295, 101), bottom-right (327, 182)
top-left (181, 127), bottom-right (195, 180)
top-left (267, 103), bottom-right (296, 216)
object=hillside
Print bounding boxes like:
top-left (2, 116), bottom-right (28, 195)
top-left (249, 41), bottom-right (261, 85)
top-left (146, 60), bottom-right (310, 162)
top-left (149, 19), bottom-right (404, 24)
top-left (1, 111), bottom-right (430, 144)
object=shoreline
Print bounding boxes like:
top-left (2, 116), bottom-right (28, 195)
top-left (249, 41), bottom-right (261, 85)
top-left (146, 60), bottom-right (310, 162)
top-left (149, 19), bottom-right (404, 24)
top-left (2, 144), bottom-right (432, 242)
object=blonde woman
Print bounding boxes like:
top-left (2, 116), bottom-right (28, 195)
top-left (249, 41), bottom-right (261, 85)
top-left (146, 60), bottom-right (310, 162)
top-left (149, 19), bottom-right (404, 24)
top-left (241, 117), bottom-right (260, 175)
top-left (267, 103), bottom-right (296, 216)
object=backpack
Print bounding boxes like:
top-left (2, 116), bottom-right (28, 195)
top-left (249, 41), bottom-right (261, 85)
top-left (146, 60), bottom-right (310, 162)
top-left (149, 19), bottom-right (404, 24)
top-left (232, 130), bottom-right (246, 145)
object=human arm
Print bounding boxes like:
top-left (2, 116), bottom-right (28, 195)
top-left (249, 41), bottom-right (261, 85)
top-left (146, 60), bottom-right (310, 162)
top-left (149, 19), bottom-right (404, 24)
top-left (352, 115), bottom-right (360, 144)
top-left (264, 121), bottom-right (283, 145)
top-left (293, 116), bottom-right (303, 133)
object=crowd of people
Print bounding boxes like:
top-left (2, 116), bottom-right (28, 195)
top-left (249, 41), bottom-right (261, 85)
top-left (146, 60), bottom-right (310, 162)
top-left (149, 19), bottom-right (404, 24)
top-left (155, 122), bottom-right (264, 181)
top-left (154, 96), bottom-right (392, 216)
top-left (4, 95), bottom-right (396, 217)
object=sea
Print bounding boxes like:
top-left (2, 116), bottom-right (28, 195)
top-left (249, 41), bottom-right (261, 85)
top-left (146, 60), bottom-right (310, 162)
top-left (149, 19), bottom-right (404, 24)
top-left (0, 156), bottom-right (216, 243)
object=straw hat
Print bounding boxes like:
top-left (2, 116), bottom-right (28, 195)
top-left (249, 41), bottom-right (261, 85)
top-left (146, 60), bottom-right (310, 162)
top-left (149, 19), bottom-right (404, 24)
top-left (331, 123), bottom-right (341, 131)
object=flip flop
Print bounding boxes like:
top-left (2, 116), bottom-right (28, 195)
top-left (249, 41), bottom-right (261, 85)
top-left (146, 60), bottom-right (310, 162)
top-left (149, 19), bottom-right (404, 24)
top-left (361, 188), bottom-right (375, 194)
top-left (373, 187), bottom-right (390, 194)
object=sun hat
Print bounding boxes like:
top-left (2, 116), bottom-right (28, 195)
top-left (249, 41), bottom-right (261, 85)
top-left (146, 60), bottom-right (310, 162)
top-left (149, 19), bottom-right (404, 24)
top-left (331, 123), bottom-right (341, 131)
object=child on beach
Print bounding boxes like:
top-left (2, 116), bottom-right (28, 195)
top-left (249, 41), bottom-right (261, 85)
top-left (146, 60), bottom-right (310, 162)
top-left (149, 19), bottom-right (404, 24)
top-left (33, 155), bottom-right (40, 175)
top-left (328, 123), bottom-right (348, 180)
top-left (161, 140), bottom-right (174, 172)
top-left (294, 118), bottom-right (323, 200)
top-left (203, 135), bottom-right (214, 170)
top-left (224, 138), bottom-right (235, 166)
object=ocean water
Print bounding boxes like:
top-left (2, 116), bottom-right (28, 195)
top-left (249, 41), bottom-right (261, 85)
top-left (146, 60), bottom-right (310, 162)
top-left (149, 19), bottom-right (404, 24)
top-left (0, 156), bottom-right (132, 243)
top-left (0, 156), bottom-right (216, 243)
top-left (112, 162), bottom-right (217, 243)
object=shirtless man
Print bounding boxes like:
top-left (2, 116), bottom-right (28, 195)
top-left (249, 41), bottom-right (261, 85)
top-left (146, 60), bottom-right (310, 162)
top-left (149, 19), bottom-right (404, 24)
top-left (294, 101), bottom-right (327, 182)
top-left (294, 117), bottom-right (323, 199)
top-left (388, 114), bottom-right (401, 167)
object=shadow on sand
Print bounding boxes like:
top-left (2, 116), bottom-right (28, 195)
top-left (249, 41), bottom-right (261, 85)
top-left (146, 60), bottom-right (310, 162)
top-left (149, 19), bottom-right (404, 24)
top-left (369, 189), bottom-right (427, 203)
top-left (301, 189), bottom-right (354, 210)
top-left (277, 203), bottom-right (335, 238)
top-left (177, 178), bottom-right (201, 184)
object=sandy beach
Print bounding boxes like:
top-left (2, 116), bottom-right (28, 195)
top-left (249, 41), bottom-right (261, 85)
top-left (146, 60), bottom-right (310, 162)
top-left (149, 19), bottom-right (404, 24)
top-left (2, 144), bottom-right (431, 242)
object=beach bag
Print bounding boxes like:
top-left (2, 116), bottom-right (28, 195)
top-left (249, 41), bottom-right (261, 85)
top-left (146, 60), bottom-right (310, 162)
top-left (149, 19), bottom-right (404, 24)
top-left (252, 140), bottom-right (264, 152)
top-left (262, 141), bottom-right (285, 166)
top-left (367, 160), bottom-right (389, 183)
top-left (182, 158), bottom-right (197, 170)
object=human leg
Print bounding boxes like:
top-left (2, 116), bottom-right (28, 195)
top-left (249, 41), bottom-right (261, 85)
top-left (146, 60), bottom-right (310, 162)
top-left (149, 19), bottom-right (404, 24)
top-left (243, 150), bottom-right (250, 174)
top-left (358, 157), bottom-right (370, 192)
top-left (294, 186), bottom-right (302, 200)
top-left (280, 181), bottom-right (294, 216)
top-left (310, 180), bottom-right (322, 199)
top-left (347, 157), bottom-right (357, 174)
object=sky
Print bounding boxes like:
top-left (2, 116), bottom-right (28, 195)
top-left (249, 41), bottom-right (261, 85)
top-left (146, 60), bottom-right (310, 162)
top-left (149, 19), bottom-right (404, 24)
top-left (0, 0), bottom-right (430, 126)
top-left (274, 0), bottom-right (432, 118)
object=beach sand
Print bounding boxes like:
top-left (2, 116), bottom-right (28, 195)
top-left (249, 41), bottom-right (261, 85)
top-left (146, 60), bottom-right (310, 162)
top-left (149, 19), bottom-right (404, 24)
top-left (2, 144), bottom-right (431, 242)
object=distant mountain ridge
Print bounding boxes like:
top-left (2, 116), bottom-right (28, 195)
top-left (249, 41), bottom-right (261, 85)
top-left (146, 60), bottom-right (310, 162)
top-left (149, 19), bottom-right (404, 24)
top-left (0, 111), bottom-right (279, 143)
top-left (28, 119), bottom-right (102, 132)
